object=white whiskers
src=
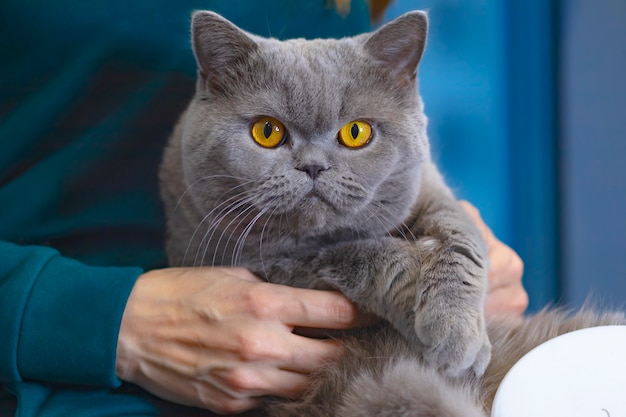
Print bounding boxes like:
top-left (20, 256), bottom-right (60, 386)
top-left (179, 176), bottom-right (292, 269)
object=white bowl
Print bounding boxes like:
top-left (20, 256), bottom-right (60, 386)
top-left (492, 325), bottom-right (626, 417)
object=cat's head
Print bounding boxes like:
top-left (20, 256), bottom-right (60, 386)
top-left (179, 11), bottom-right (430, 239)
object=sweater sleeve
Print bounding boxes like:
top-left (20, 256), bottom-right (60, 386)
top-left (0, 240), bottom-right (141, 387)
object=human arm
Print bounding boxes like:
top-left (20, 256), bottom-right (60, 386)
top-left (459, 201), bottom-right (528, 319)
top-left (0, 240), bottom-right (140, 387)
top-left (115, 267), bottom-right (363, 414)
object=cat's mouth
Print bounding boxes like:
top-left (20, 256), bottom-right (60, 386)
top-left (305, 188), bottom-right (320, 199)
top-left (303, 187), bottom-right (334, 209)
top-left (303, 192), bottom-right (327, 210)
top-left (291, 195), bottom-right (338, 232)
top-left (288, 186), bottom-right (340, 227)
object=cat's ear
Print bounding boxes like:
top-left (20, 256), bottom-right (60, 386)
top-left (191, 11), bottom-right (258, 91)
top-left (364, 11), bottom-right (428, 86)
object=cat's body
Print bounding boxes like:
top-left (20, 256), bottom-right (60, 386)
top-left (263, 309), bottom-right (626, 417)
top-left (159, 11), bottom-right (626, 416)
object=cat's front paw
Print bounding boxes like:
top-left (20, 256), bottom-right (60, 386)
top-left (414, 306), bottom-right (491, 377)
top-left (412, 238), bottom-right (491, 376)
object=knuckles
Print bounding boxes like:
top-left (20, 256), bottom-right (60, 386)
top-left (215, 367), bottom-right (261, 394)
top-left (240, 283), bottom-right (278, 320)
top-left (233, 329), bottom-right (276, 362)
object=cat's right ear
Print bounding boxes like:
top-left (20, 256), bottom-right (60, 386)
top-left (191, 11), bottom-right (258, 92)
top-left (364, 11), bottom-right (428, 87)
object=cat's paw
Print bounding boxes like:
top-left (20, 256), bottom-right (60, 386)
top-left (414, 306), bottom-right (491, 377)
top-left (411, 237), bottom-right (491, 376)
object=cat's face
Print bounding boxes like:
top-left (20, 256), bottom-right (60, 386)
top-left (180, 12), bottom-right (429, 239)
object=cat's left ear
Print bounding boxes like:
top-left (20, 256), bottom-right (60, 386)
top-left (364, 11), bottom-right (428, 86)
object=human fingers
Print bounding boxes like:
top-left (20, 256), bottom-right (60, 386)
top-left (159, 324), bottom-right (339, 403)
top-left (119, 318), bottom-right (331, 412)
top-left (197, 317), bottom-right (344, 372)
top-left (194, 267), bottom-right (373, 330)
top-left (240, 281), bottom-right (368, 330)
top-left (484, 283), bottom-right (529, 319)
top-left (459, 200), bottom-right (524, 284)
top-left (478, 223), bottom-right (527, 316)
top-left (208, 366), bottom-right (313, 400)
top-left (487, 239), bottom-right (525, 289)
top-left (278, 334), bottom-right (344, 372)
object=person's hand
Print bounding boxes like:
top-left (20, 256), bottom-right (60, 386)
top-left (459, 201), bottom-right (528, 319)
top-left (116, 267), bottom-right (364, 414)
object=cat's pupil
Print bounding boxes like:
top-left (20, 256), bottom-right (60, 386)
top-left (264, 122), bottom-right (273, 139)
top-left (351, 123), bottom-right (359, 139)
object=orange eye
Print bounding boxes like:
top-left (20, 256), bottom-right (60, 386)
top-left (251, 117), bottom-right (287, 148)
top-left (338, 120), bottom-right (372, 148)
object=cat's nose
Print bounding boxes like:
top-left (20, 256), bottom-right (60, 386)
top-left (296, 164), bottom-right (328, 180)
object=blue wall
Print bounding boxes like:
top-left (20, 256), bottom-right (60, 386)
top-left (382, 0), bottom-right (559, 311)
top-left (561, 0), bottom-right (626, 309)
top-left (383, 0), bottom-right (626, 311)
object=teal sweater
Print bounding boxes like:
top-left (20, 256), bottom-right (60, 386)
top-left (0, 1), bottom-right (370, 415)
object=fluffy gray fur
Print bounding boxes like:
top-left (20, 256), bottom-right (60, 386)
top-left (159, 11), bottom-right (626, 416)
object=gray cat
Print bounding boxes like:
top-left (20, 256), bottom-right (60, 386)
top-left (159, 11), bottom-right (626, 416)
